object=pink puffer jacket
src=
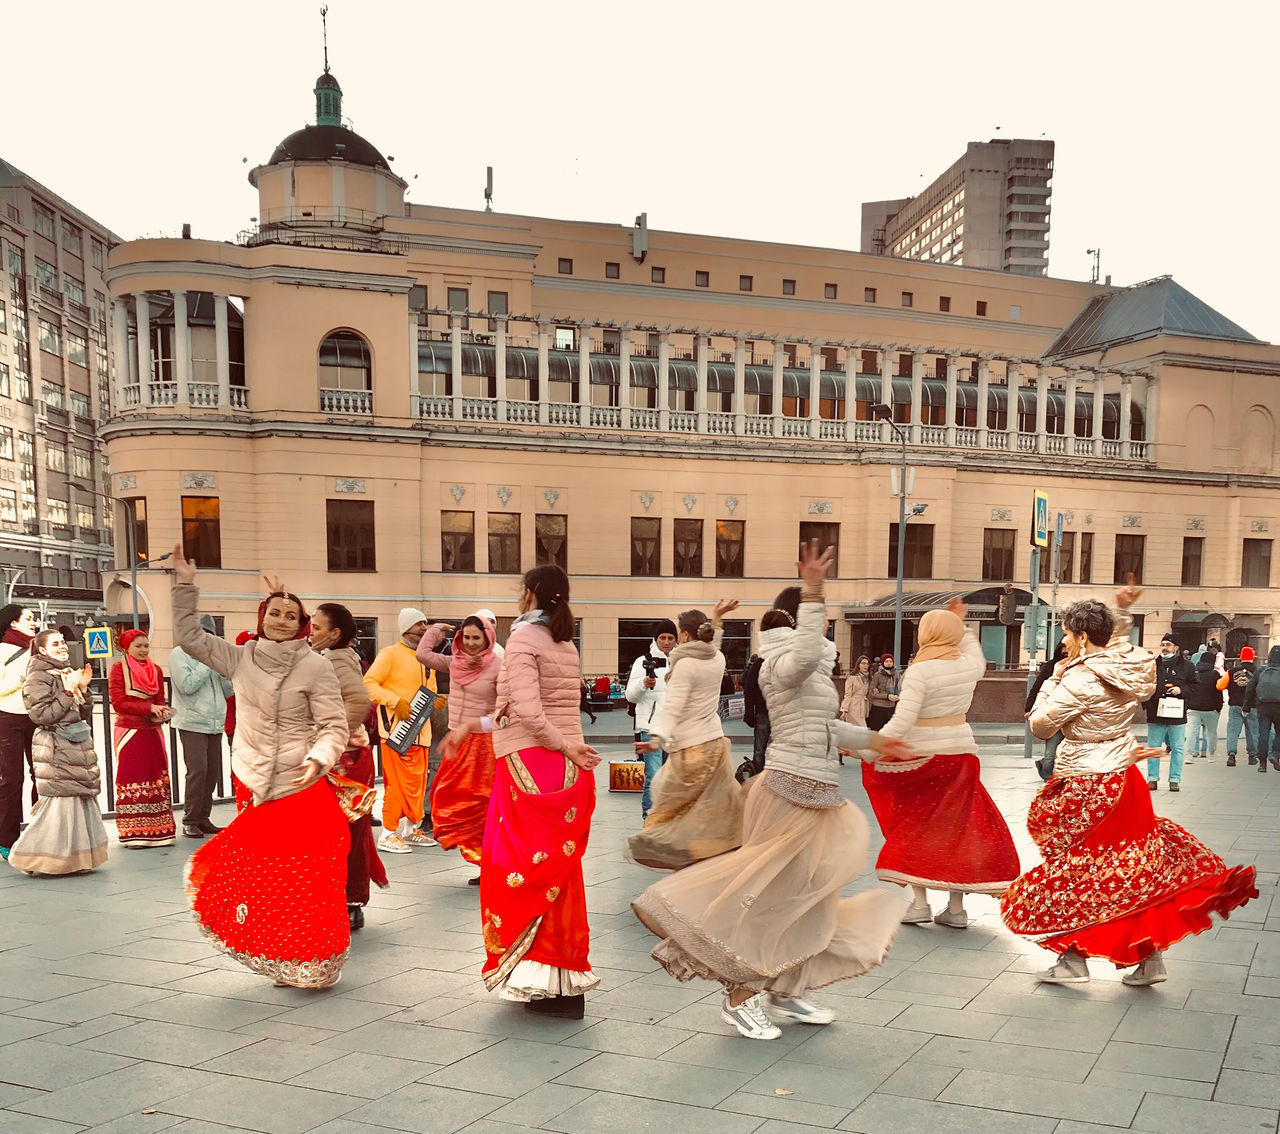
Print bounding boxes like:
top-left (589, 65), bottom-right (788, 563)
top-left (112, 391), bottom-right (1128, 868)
top-left (491, 621), bottom-right (583, 758)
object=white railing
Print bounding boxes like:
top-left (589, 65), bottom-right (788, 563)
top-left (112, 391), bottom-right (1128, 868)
top-left (1130, 441), bottom-right (1147, 460)
top-left (852, 421), bottom-right (883, 443)
top-left (190, 383), bottom-right (218, 407)
top-left (819, 419), bottom-right (845, 441)
top-left (414, 394), bottom-right (451, 419)
top-left (955, 427), bottom-right (979, 447)
top-left (462, 398), bottom-right (497, 422)
top-left (744, 415), bottom-right (773, 437)
top-left (1016, 432), bottom-right (1038, 452)
top-left (507, 400), bottom-right (538, 424)
top-left (708, 412), bottom-right (735, 435)
top-left (150, 383), bottom-right (177, 407)
top-left (986, 432), bottom-right (1009, 450)
top-left (1073, 437), bottom-right (1093, 456)
top-left (920, 426), bottom-right (946, 445)
top-left (547, 403), bottom-right (578, 426)
top-left (632, 407), bottom-right (659, 431)
top-left (123, 384), bottom-right (140, 407)
top-left (229, 387), bottom-right (249, 409)
top-left (321, 388), bottom-right (372, 414)
top-left (590, 405), bottom-right (621, 429)
top-left (670, 411), bottom-right (697, 433)
top-left (1044, 434), bottom-right (1066, 455)
top-left (1102, 440), bottom-right (1122, 458)
top-left (780, 417), bottom-right (808, 439)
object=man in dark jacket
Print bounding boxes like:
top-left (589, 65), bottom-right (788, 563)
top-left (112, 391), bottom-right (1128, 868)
top-left (1184, 650), bottom-right (1224, 760)
top-left (1244, 645), bottom-right (1280, 774)
top-left (1026, 638), bottom-right (1068, 781)
top-left (1225, 647), bottom-right (1258, 767)
top-left (1144, 633), bottom-right (1195, 791)
top-left (739, 652), bottom-right (769, 782)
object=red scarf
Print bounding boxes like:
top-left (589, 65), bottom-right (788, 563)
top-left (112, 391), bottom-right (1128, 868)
top-left (2, 627), bottom-right (32, 650)
top-left (123, 653), bottom-right (161, 697)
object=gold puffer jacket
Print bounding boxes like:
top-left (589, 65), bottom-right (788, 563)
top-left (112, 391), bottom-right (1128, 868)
top-left (1029, 611), bottom-right (1156, 778)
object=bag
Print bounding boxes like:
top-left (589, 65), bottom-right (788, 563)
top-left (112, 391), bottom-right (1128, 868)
top-left (58, 719), bottom-right (92, 744)
top-left (1156, 696), bottom-right (1185, 720)
top-left (327, 771), bottom-right (376, 821)
top-left (1256, 666), bottom-right (1280, 705)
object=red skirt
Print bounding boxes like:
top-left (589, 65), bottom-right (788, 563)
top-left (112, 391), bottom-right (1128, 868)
top-left (113, 726), bottom-right (176, 847)
top-left (1001, 765), bottom-right (1258, 966)
top-left (185, 779), bottom-right (351, 987)
top-left (431, 731), bottom-right (496, 865)
top-left (862, 752), bottom-right (1019, 893)
top-left (339, 746), bottom-right (387, 905)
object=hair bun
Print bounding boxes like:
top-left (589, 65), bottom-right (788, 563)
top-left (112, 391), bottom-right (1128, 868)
top-left (696, 621), bottom-right (715, 643)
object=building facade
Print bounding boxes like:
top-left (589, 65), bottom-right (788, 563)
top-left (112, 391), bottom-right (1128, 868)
top-left (99, 74), bottom-right (1279, 677)
top-left (0, 159), bottom-right (118, 632)
top-left (861, 139), bottom-right (1055, 277)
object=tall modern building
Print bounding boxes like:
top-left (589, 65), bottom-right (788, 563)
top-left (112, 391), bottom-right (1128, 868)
top-left (0, 159), bottom-right (118, 629)
top-left (862, 139), bottom-right (1055, 277)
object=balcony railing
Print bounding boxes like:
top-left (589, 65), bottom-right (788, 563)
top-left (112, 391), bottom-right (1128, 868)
top-left (320, 388), bottom-right (372, 415)
top-left (229, 386), bottom-right (249, 409)
top-left (548, 403), bottom-right (579, 426)
top-left (590, 405), bottom-right (621, 429)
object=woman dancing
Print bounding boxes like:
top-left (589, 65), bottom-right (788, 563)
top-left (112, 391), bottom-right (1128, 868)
top-left (1001, 582), bottom-right (1257, 985)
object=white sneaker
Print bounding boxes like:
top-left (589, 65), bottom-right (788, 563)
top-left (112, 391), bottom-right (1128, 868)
top-left (901, 901), bottom-right (933, 924)
top-left (402, 827), bottom-right (438, 847)
top-left (767, 993), bottom-right (835, 1025)
top-left (720, 993), bottom-right (781, 1040)
top-left (1034, 949), bottom-right (1090, 984)
top-left (378, 832), bottom-right (413, 854)
top-left (1122, 951), bottom-right (1168, 986)
top-left (933, 908), bottom-right (969, 929)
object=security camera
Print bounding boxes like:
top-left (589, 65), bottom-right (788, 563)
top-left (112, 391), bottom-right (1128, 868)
top-left (910, 503), bottom-right (929, 517)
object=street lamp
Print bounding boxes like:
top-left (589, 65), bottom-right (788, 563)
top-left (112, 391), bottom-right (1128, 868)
top-left (871, 403), bottom-right (909, 668)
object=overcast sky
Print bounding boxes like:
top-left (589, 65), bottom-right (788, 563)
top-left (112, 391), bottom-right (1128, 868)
top-left (8, 0), bottom-right (1278, 342)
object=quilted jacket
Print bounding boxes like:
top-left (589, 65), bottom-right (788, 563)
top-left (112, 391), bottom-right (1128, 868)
top-left (491, 620), bottom-right (584, 759)
top-left (879, 631), bottom-right (986, 760)
top-left (24, 654), bottom-right (99, 799)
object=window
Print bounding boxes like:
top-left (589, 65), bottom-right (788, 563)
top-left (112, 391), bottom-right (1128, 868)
top-left (864, 287), bottom-right (877, 303)
top-left (0, 363), bottom-right (8, 398)
top-left (558, 258), bottom-right (573, 275)
top-left (318, 330), bottom-right (371, 390)
top-left (91, 238), bottom-right (105, 270)
top-left (739, 275), bottom-right (753, 292)
top-left (887, 523), bottom-right (934, 579)
top-left (60, 220), bottom-right (82, 256)
top-left (900, 291), bottom-right (913, 308)
top-left (76, 503), bottom-right (95, 529)
top-left (1079, 532), bottom-right (1094, 584)
top-left (48, 499), bottom-right (69, 526)
top-left (488, 513), bottom-right (521, 574)
top-left (71, 391), bottom-right (90, 418)
top-left (182, 496), bottom-right (222, 569)
top-left (976, 300), bottom-right (988, 316)
top-left (1010, 305), bottom-right (1022, 321)
top-left (33, 201), bottom-right (55, 239)
top-left (799, 522), bottom-right (839, 577)
top-left (71, 447), bottom-right (91, 479)
top-left (605, 262), bottom-right (620, 280)
top-left (486, 290), bottom-right (508, 332)
top-left (8, 245), bottom-right (24, 278)
top-left (939, 296), bottom-right (951, 312)
top-left (38, 320), bottom-right (61, 355)
top-left (440, 511), bottom-right (475, 572)
top-left (715, 520), bottom-right (744, 578)
top-left (631, 517), bottom-right (660, 576)
top-left (1181, 537), bottom-right (1204, 586)
top-left (64, 276), bottom-right (84, 305)
top-left (651, 266), bottom-right (665, 284)
top-left (1113, 534), bottom-right (1144, 585)
top-left (554, 325), bottom-right (576, 351)
top-left (446, 287), bottom-right (469, 330)
top-left (535, 514), bottom-right (567, 571)
top-left (0, 427), bottom-right (10, 459)
top-left (18, 432), bottom-right (34, 461)
top-left (0, 490), bottom-right (15, 525)
top-left (92, 290), bottom-right (106, 325)
top-left (782, 279), bottom-right (796, 296)
top-left (695, 270), bottom-right (709, 288)
top-left (46, 443), bottom-right (66, 472)
top-left (674, 518), bottom-right (703, 577)
top-left (326, 499), bottom-right (375, 572)
top-left (123, 497), bottom-right (148, 562)
top-left (66, 330), bottom-right (87, 366)
top-left (1242, 539), bottom-right (1273, 588)
top-left (36, 258), bottom-right (58, 291)
top-left (0, 299), bottom-right (5, 334)
top-left (982, 528), bottom-right (1015, 581)
top-left (1057, 531), bottom-right (1075, 583)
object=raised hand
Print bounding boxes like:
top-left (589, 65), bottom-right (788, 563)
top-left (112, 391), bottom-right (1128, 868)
top-left (947, 596), bottom-right (968, 620)
top-left (1115, 572), bottom-right (1143, 610)
top-left (262, 573), bottom-right (286, 595)
top-left (713, 598), bottom-right (740, 622)
top-left (797, 540), bottom-right (836, 586)
top-left (172, 544), bottom-right (196, 584)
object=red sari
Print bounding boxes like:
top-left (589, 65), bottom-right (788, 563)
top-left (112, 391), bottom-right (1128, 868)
top-left (186, 779), bottom-right (351, 987)
top-left (431, 732), bottom-right (497, 864)
top-left (862, 752), bottom-right (1018, 893)
top-left (340, 744), bottom-right (387, 905)
top-left (110, 658), bottom-right (175, 848)
top-left (1001, 766), bottom-right (1257, 965)
top-left (481, 747), bottom-right (597, 998)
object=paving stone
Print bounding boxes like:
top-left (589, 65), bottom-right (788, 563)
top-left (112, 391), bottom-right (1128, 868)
top-left (425, 1002), bottom-right (596, 1042)
top-left (1113, 1005), bottom-right (1237, 1052)
top-left (908, 947), bottom-right (1016, 980)
top-left (285, 1048), bottom-right (425, 1097)
top-left (233, 1018), bottom-right (339, 1046)
top-left (839, 1092), bottom-right (1058, 1134)
top-left (79, 1018), bottom-right (259, 1066)
top-left (913, 1035), bottom-right (1096, 1083)
top-left (320, 1019), bottom-right (496, 1065)
top-left (9, 1064), bottom-right (227, 1127)
top-left (1094, 1039), bottom-right (1224, 1081)
top-left (553, 1049), bottom-right (750, 1107)
top-left (875, 1062), bottom-right (962, 1101)
top-left (559, 1017), bottom-right (693, 1058)
top-left (938, 1068), bottom-right (1142, 1126)
top-left (1085, 1066), bottom-right (1214, 1100)
top-left (483, 1083), bottom-right (596, 1128)
top-left (158, 1078), bottom-right (361, 1134)
top-left (9, 981), bottom-right (172, 1024)
top-left (196, 1036), bottom-right (342, 1081)
top-left (120, 990), bottom-right (287, 1030)
top-left (543, 1091), bottom-right (763, 1134)
top-left (713, 1088), bottom-right (851, 1129)
top-left (0, 1111), bottom-right (86, 1134)
top-left (1223, 1036), bottom-right (1280, 1075)
top-left (890, 1005), bottom-right (1007, 1040)
top-left (1131, 1092), bottom-right (1280, 1134)
top-left (343, 1083), bottom-right (506, 1134)
top-left (0, 1014), bottom-right (62, 1046)
top-left (267, 993), bottom-right (402, 1031)
top-left (34, 1013), bottom-right (137, 1046)
top-left (0, 1036), bottom-right (137, 1088)
top-left (1213, 1068), bottom-right (1280, 1108)
top-left (51, 952), bottom-right (209, 987)
top-left (989, 1012), bottom-right (1118, 1053)
top-left (658, 1030), bottom-right (795, 1074)
top-left (423, 1037), bottom-right (597, 1098)
top-left (736, 1058), bottom-right (890, 1110)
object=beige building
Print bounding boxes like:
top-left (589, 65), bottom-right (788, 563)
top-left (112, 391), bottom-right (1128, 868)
top-left (862, 139), bottom-right (1055, 277)
top-left (99, 70), bottom-right (1279, 678)
top-left (0, 159), bottom-right (118, 631)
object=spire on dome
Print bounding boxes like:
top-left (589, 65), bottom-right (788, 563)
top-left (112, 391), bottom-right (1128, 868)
top-left (314, 5), bottom-right (342, 126)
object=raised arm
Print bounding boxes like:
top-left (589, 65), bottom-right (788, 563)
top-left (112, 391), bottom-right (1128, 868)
top-left (170, 546), bottom-right (241, 680)
top-left (415, 624), bottom-right (456, 673)
top-left (23, 672), bottom-right (74, 727)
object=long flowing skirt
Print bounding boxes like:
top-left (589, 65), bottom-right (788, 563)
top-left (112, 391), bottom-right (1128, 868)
top-left (8, 796), bottom-right (108, 875)
top-left (862, 752), bottom-right (1019, 894)
top-left (632, 772), bottom-right (903, 997)
top-left (431, 732), bottom-right (496, 864)
top-left (185, 779), bottom-right (351, 987)
top-left (339, 745), bottom-right (386, 906)
top-left (627, 737), bottom-right (744, 871)
top-left (113, 727), bottom-right (175, 847)
top-left (480, 746), bottom-right (599, 1001)
top-left (1000, 765), bottom-right (1258, 966)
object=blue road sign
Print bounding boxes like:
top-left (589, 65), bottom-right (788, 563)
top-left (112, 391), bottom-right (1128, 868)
top-left (1032, 490), bottom-right (1050, 548)
top-left (84, 627), bottom-right (113, 658)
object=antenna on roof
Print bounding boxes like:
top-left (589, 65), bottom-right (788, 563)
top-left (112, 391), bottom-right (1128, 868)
top-left (1086, 248), bottom-right (1101, 284)
top-left (320, 4), bottom-right (330, 72)
top-left (484, 166), bottom-right (493, 212)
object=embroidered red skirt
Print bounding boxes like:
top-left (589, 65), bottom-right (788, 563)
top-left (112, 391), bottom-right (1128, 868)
top-left (431, 731), bottom-right (496, 865)
top-left (480, 747), bottom-right (597, 997)
top-left (861, 752), bottom-right (1019, 894)
top-left (113, 726), bottom-right (175, 847)
top-left (1001, 765), bottom-right (1258, 966)
top-left (186, 779), bottom-right (351, 987)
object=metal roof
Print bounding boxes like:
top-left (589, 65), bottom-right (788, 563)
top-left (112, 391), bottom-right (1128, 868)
top-left (1045, 277), bottom-right (1261, 359)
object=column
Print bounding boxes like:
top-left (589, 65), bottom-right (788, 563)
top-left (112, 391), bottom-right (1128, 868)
top-left (1032, 363), bottom-right (1047, 454)
top-left (173, 290), bottom-right (190, 406)
top-left (1119, 375), bottom-right (1133, 459)
top-left (976, 358), bottom-right (991, 448)
top-left (495, 318), bottom-right (508, 423)
top-left (578, 325), bottom-right (591, 427)
top-left (136, 292), bottom-right (152, 405)
top-left (1064, 369), bottom-right (1078, 454)
top-left (772, 339), bottom-right (785, 437)
top-left (1005, 363), bottom-right (1020, 451)
top-left (536, 321), bottom-right (550, 425)
top-left (657, 333), bottom-right (671, 432)
top-left (213, 294), bottom-right (230, 407)
top-left (880, 348), bottom-right (894, 443)
top-left (1091, 372), bottom-right (1105, 457)
top-left (944, 354), bottom-right (959, 447)
top-left (1143, 374), bottom-right (1157, 454)
top-left (112, 298), bottom-right (129, 409)
top-left (618, 329), bottom-right (632, 430)
top-left (733, 335), bottom-right (746, 434)
top-left (695, 334), bottom-right (709, 434)
top-left (808, 342), bottom-right (823, 439)
top-left (450, 315), bottom-right (463, 419)
top-left (909, 353), bottom-right (923, 444)
top-left (843, 344), bottom-right (859, 441)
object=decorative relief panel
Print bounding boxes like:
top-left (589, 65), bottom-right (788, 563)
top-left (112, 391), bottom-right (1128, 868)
top-left (724, 495), bottom-right (739, 514)
top-left (1186, 517), bottom-right (1205, 532)
top-left (183, 473), bottom-right (215, 490)
top-left (334, 478), bottom-right (366, 494)
top-left (1122, 514), bottom-right (1142, 529)
top-left (639, 492), bottom-right (655, 512)
top-left (450, 485), bottom-right (466, 503)
top-left (682, 494), bottom-right (698, 514)
top-left (543, 489), bottom-right (561, 507)
top-left (117, 474), bottom-right (137, 492)
top-left (1251, 519), bottom-right (1269, 533)
top-left (808, 500), bottom-right (833, 515)
top-left (990, 507), bottom-right (1013, 522)
top-left (496, 486), bottom-right (512, 506)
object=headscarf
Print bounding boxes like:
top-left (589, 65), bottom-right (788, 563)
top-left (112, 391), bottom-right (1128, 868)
top-left (450, 615), bottom-right (498, 688)
top-left (879, 653), bottom-right (894, 668)
top-left (256, 592), bottom-right (310, 640)
top-left (912, 610), bottom-right (965, 664)
top-left (118, 629), bottom-right (160, 696)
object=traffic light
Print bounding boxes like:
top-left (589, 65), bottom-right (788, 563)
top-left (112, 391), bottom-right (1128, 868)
top-left (997, 589), bottom-right (1018, 625)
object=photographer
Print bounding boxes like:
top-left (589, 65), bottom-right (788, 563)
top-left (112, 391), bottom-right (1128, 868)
top-left (625, 618), bottom-right (676, 821)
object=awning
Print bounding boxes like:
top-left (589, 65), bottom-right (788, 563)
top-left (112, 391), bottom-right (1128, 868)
top-left (1170, 609), bottom-right (1231, 629)
top-left (844, 587), bottom-right (1035, 621)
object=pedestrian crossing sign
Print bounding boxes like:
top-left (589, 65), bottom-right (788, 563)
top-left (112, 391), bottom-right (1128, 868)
top-left (84, 627), bottom-right (113, 658)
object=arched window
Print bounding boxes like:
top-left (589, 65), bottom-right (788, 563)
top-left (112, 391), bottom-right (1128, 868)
top-left (318, 330), bottom-right (372, 414)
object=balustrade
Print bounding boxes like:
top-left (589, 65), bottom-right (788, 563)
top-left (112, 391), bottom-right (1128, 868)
top-left (150, 383), bottom-right (177, 407)
top-left (414, 394), bottom-right (451, 419)
top-left (986, 432), bottom-right (1009, 450)
top-left (920, 425), bottom-right (946, 446)
top-left (631, 407), bottom-right (660, 431)
top-left (590, 405), bottom-right (622, 429)
top-left (780, 418), bottom-right (808, 439)
top-left (955, 427), bottom-right (979, 447)
top-left (708, 412), bottom-right (735, 435)
top-left (320, 388), bottom-right (372, 415)
top-left (123, 384), bottom-right (140, 407)
top-left (228, 387), bottom-right (249, 409)
top-left (462, 398), bottom-right (497, 422)
top-left (670, 411), bottom-right (697, 433)
top-left (1044, 434), bottom-right (1066, 455)
top-left (547, 403), bottom-right (579, 426)
top-left (1101, 440), bottom-right (1122, 458)
top-left (506, 399), bottom-right (538, 424)
top-left (189, 383), bottom-right (219, 407)
top-left (818, 419), bottom-right (845, 441)
top-left (743, 415), bottom-right (773, 437)
top-left (1016, 432), bottom-right (1038, 452)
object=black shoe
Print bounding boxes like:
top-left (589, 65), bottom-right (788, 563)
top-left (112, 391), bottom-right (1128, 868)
top-left (182, 825), bottom-right (205, 839)
top-left (523, 994), bottom-right (584, 1020)
top-left (1169, 782), bottom-right (1180, 792)
top-left (1149, 780), bottom-right (1158, 791)
top-left (1259, 763), bottom-right (1267, 773)
top-left (1248, 755), bottom-right (1258, 765)
top-left (467, 876), bottom-right (481, 886)
top-left (347, 904), bottom-right (364, 931)
top-left (370, 816), bottom-right (382, 827)
top-left (198, 820), bottom-right (223, 835)
top-left (1273, 757), bottom-right (1280, 772)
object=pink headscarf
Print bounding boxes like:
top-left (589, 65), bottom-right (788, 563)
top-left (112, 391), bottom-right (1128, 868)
top-left (450, 615), bottom-right (498, 688)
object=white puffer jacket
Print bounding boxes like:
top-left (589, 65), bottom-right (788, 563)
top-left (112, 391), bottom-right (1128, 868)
top-left (876, 631), bottom-right (986, 765)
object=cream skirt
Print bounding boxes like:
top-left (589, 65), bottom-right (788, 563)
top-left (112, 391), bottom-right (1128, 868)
top-left (8, 796), bottom-right (109, 876)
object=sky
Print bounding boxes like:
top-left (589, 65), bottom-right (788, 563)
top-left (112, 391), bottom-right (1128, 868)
top-left (6, 0), bottom-right (1279, 343)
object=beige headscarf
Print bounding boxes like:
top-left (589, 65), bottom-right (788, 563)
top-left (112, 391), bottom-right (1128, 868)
top-left (912, 609), bottom-right (965, 664)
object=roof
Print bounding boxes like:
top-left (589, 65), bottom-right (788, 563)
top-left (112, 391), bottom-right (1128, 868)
top-left (1045, 277), bottom-right (1261, 359)
top-left (267, 124), bottom-right (390, 171)
top-left (844, 587), bottom-right (1035, 620)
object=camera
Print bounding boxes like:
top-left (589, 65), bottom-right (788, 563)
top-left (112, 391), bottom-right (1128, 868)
top-left (641, 654), bottom-right (668, 679)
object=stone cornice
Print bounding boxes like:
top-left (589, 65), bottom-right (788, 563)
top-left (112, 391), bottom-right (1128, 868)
top-left (104, 260), bottom-right (414, 295)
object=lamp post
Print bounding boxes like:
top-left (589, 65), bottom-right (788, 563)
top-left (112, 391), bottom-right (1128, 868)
top-left (872, 403), bottom-right (908, 667)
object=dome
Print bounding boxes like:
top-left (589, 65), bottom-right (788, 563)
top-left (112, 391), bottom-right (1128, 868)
top-left (266, 124), bottom-right (391, 171)
top-left (315, 71), bottom-right (341, 90)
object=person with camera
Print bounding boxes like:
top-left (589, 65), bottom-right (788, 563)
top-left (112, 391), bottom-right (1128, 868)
top-left (625, 618), bottom-right (677, 821)
top-left (1143, 634), bottom-right (1195, 791)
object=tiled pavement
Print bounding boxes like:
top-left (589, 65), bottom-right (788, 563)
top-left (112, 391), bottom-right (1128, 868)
top-left (1, 741), bottom-right (1278, 1134)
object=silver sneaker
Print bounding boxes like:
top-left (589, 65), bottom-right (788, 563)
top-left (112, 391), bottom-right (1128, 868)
top-left (933, 908), bottom-right (969, 929)
top-left (1122, 951), bottom-right (1168, 986)
top-left (901, 902), bottom-right (933, 924)
top-left (1034, 949), bottom-right (1090, 984)
top-left (767, 993), bottom-right (835, 1025)
top-left (721, 993), bottom-right (781, 1040)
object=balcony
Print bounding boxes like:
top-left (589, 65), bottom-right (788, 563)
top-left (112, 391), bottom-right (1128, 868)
top-left (320, 388), bottom-right (372, 415)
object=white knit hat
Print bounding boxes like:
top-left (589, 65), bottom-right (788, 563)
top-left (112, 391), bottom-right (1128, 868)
top-left (398, 608), bottom-right (428, 635)
top-left (475, 608), bottom-right (498, 625)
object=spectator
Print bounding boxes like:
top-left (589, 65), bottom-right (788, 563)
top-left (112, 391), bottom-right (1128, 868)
top-left (625, 618), bottom-right (676, 822)
top-left (867, 654), bottom-right (900, 730)
top-left (170, 615), bottom-right (234, 839)
top-left (1144, 633), bottom-right (1195, 791)
top-left (1026, 638), bottom-right (1068, 781)
top-left (738, 637), bottom-right (773, 783)
top-left (475, 608), bottom-right (505, 658)
top-left (0, 604), bottom-right (39, 860)
top-left (1185, 648), bottom-right (1225, 760)
top-left (1225, 647), bottom-right (1258, 767)
top-left (109, 630), bottom-right (177, 846)
top-left (1244, 646), bottom-right (1280, 774)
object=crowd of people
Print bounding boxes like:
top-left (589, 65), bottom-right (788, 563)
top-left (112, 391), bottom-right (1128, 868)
top-left (0, 549), bottom-right (1266, 1034)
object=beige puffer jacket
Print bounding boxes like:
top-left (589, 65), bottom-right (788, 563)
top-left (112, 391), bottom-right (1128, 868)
top-left (173, 583), bottom-right (347, 802)
top-left (491, 619), bottom-right (583, 759)
top-left (23, 654), bottom-right (99, 798)
top-left (1029, 611), bottom-right (1156, 777)
top-left (322, 646), bottom-right (371, 749)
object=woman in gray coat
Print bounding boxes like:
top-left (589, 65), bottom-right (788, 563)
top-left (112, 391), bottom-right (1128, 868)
top-left (8, 630), bottom-right (108, 875)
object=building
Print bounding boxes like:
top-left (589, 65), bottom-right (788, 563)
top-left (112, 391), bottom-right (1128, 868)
top-left (0, 159), bottom-right (119, 633)
top-left (861, 139), bottom-right (1055, 277)
top-left (99, 69), bottom-right (1279, 679)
